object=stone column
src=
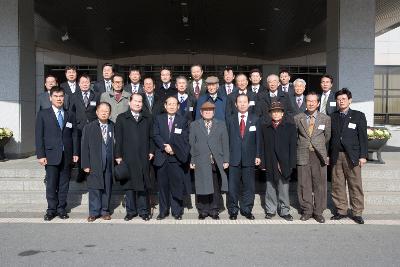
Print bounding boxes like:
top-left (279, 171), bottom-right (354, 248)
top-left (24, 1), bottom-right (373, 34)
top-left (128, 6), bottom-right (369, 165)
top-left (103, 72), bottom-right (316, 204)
top-left (0, 0), bottom-right (36, 158)
top-left (326, 0), bottom-right (375, 125)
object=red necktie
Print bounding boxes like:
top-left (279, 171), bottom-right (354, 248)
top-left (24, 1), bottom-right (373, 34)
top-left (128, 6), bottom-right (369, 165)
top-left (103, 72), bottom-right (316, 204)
top-left (194, 82), bottom-right (200, 99)
top-left (240, 114), bottom-right (245, 138)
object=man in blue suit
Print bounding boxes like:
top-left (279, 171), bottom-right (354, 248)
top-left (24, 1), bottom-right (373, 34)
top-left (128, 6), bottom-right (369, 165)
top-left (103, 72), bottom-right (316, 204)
top-left (226, 94), bottom-right (261, 220)
top-left (153, 96), bottom-right (190, 220)
top-left (195, 76), bottom-right (228, 121)
top-left (219, 67), bottom-right (238, 98)
top-left (35, 86), bottom-right (79, 221)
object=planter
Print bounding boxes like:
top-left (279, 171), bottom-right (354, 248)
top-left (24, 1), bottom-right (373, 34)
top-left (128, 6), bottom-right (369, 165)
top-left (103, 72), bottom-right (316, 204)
top-left (367, 138), bottom-right (388, 164)
top-left (0, 137), bottom-right (11, 161)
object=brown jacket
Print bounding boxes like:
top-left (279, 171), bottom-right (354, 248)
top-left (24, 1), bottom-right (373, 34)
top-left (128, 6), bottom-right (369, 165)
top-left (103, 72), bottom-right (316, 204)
top-left (294, 111), bottom-right (331, 166)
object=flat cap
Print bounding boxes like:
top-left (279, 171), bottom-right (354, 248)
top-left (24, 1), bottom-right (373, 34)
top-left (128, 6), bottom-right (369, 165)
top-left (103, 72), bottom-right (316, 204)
top-left (200, 101), bottom-right (216, 110)
top-left (269, 101), bottom-right (285, 112)
top-left (205, 76), bottom-right (219, 84)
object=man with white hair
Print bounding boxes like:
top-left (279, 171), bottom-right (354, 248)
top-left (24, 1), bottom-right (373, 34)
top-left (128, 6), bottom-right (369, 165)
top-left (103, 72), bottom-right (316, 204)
top-left (289, 78), bottom-right (307, 115)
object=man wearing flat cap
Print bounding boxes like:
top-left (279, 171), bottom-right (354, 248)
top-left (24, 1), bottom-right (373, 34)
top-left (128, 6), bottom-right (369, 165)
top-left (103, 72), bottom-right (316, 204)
top-left (259, 101), bottom-right (297, 221)
top-left (189, 101), bottom-right (229, 220)
top-left (195, 76), bottom-right (228, 122)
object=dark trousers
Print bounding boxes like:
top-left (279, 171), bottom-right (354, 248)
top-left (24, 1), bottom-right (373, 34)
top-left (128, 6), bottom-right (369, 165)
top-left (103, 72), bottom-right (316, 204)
top-left (88, 170), bottom-right (113, 217)
top-left (157, 162), bottom-right (184, 216)
top-left (45, 154), bottom-right (71, 215)
top-left (297, 151), bottom-right (327, 216)
top-left (125, 190), bottom-right (149, 216)
top-left (196, 164), bottom-right (221, 216)
top-left (228, 165), bottom-right (255, 215)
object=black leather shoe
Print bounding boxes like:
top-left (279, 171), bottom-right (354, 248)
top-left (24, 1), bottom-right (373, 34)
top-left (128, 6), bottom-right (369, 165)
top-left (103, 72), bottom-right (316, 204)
top-left (124, 214), bottom-right (137, 221)
top-left (352, 216), bottom-right (364, 224)
top-left (44, 213), bottom-right (55, 221)
top-left (265, 213), bottom-right (276, 219)
top-left (244, 213), bottom-right (255, 220)
top-left (281, 214), bottom-right (293, 221)
top-left (229, 214), bottom-right (237, 220)
top-left (313, 214), bottom-right (325, 223)
top-left (173, 215), bottom-right (182, 220)
top-left (300, 214), bottom-right (312, 221)
top-left (141, 215), bottom-right (151, 221)
top-left (211, 214), bottom-right (220, 220)
top-left (198, 214), bottom-right (207, 220)
top-left (156, 214), bottom-right (167, 220)
top-left (330, 214), bottom-right (347, 220)
top-left (58, 213), bottom-right (69, 220)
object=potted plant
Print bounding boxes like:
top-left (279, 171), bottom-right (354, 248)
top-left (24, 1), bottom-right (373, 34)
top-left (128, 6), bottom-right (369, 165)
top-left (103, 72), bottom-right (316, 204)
top-left (0, 127), bottom-right (13, 161)
top-left (367, 127), bottom-right (391, 164)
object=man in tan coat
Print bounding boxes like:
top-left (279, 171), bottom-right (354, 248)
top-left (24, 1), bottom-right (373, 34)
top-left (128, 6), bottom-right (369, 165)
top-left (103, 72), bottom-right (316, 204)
top-left (294, 92), bottom-right (331, 223)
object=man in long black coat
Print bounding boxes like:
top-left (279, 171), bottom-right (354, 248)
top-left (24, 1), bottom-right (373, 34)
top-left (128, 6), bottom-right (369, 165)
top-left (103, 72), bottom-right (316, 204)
top-left (81, 102), bottom-right (114, 222)
top-left (260, 101), bottom-right (296, 221)
top-left (115, 93), bottom-right (154, 221)
top-left (153, 96), bottom-right (190, 220)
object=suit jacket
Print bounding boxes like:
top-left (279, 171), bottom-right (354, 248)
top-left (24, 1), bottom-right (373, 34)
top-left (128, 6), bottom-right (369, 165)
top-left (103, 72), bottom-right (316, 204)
top-left (289, 94), bottom-right (307, 115)
top-left (329, 109), bottom-right (368, 167)
top-left (260, 119), bottom-right (297, 179)
top-left (93, 80), bottom-right (113, 94)
top-left (294, 111), bottom-right (331, 165)
top-left (37, 91), bottom-right (70, 112)
top-left (123, 83), bottom-right (144, 94)
top-left (69, 90), bottom-right (100, 131)
top-left (187, 79), bottom-right (207, 98)
top-left (278, 83), bottom-right (294, 95)
top-left (177, 94), bottom-right (197, 122)
top-left (226, 113), bottom-right (260, 167)
top-left (219, 83), bottom-right (238, 98)
top-left (195, 93), bottom-right (228, 122)
top-left (35, 108), bottom-right (79, 166)
top-left (154, 84), bottom-right (178, 101)
top-left (189, 118), bottom-right (229, 195)
top-left (226, 90), bottom-right (258, 116)
top-left (60, 81), bottom-right (81, 96)
top-left (248, 84), bottom-right (268, 95)
top-left (81, 120), bottom-right (115, 189)
top-left (256, 89), bottom-right (294, 123)
top-left (319, 90), bottom-right (337, 116)
top-left (115, 110), bottom-right (155, 191)
top-left (141, 93), bottom-right (164, 116)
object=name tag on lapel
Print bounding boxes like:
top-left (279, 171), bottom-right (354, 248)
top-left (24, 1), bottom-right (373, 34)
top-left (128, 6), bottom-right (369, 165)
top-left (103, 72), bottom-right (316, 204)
top-left (174, 128), bottom-right (182, 134)
top-left (348, 123), bottom-right (356, 129)
top-left (329, 102), bottom-right (336, 107)
top-left (318, 125), bottom-right (325, 130)
top-left (249, 126), bottom-right (256, 131)
top-left (66, 122), bottom-right (72, 128)
top-left (90, 101), bottom-right (96, 106)
top-left (189, 107), bottom-right (194, 111)
top-left (249, 101), bottom-right (255, 106)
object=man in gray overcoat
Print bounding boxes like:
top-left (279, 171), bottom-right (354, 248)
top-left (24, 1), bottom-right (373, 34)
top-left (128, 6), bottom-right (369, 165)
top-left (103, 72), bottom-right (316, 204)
top-left (189, 101), bottom-right (229, 220)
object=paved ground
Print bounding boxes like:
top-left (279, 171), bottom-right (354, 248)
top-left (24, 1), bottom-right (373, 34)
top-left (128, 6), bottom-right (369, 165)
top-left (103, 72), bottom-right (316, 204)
top-left (1, 223), bottom-right (399, 266)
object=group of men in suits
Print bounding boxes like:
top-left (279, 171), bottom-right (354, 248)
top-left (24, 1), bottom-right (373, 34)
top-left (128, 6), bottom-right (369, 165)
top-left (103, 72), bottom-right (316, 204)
top-left (35, 63), bottom-right (368, 224)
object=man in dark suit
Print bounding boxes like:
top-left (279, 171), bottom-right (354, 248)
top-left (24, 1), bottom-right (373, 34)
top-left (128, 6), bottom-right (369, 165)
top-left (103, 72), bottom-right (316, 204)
top-left (115, 93), bottom-right (154, 221)
top-left (226, 73), bottom-right (257, 116)
top-left (155, 68), bottom-right (177, 101)
top-left (153, 96), bottom-right (190, 220)
top-left (176, 75), bottom-right (196, 122)
top-left (141, 77), bottom-right (164, 116)
top-left (195, 76), bottom-right (228, 122)
top-left (81, 102), bottom-right (114, 222)
top-left (123, 68), bottom-right (144, 94)
top-left (259, 102), bottom-right (297, 221)
top-left (69, 74), bottom-right (101, 135)
top-left (60, 66), bottom-right (80, 96)
top-left (289, 78), bottom-right (307, 115)
top-left (219, 67), bottom-right (238, 98)
top-left (35, 86), bottom-right (79, 221)
top-left (37, 74), bottom-right (59, 112)
top-left (226, 94), bottom-right (260, 220)
top-left (319, 74), bottom-right (337, 116)
top-left (256, 74), bottom-right (294, 121)
top-left (93, 63), bottom-right (114, 94)
top-left (329, 88), bottom-right (368, 224)
top-left (248, 68), bottom-right (267, 95)
top-left (187, 64), bottom-right (207, 99)
top-left (278, 69), bottom-right (294, 95)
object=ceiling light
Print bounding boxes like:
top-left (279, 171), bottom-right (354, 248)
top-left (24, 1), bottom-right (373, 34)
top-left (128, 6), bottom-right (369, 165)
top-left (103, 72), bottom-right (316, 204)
top-left (303, 34), bottom-right (311, 43)
top-left (259, 28), bottom-right (266, 31)
top-left (105, 26), bottom-right (112, 31)
top-left (119, 41), bottom-right (125, 44)
top-left (86, 6), bottom-right (93, 10)
top-left (180, 2), bottom-right (188, 6)
top-left (61, 32), bottom-right (69, 42)
top-left (182, 16), bottom-right (189, 23)
top-left (250, 42), bottom-right (255, 45)
top-left (273, 7), bottom-right (280, 11)
top-left (185, 38), bottom-right (191, 41)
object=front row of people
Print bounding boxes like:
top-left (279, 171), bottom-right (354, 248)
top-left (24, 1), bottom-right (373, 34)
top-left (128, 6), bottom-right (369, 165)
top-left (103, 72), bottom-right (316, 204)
top-left (35, 86), bottom-right (367, 224)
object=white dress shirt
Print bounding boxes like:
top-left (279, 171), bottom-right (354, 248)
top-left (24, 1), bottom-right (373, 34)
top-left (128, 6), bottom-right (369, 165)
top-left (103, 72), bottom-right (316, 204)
top-left (177, 93), bottom-right (188, 103)
top-left (238, 111), bottom-right (248, 125)
top-left (68, 81), bottom-right (76, 93)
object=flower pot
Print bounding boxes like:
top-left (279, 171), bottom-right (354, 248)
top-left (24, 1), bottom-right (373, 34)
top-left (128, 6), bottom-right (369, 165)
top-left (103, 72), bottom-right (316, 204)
top-left (367, 138), bottom-right (388, 164)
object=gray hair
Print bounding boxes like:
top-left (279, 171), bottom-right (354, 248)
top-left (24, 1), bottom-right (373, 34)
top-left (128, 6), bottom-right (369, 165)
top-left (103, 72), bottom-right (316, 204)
top-left (267, 74), bottom-right (279, 82)
top-left (175, 75), bottom-right (187, 83)
top-left (293, 78), bottom-right (306, 87)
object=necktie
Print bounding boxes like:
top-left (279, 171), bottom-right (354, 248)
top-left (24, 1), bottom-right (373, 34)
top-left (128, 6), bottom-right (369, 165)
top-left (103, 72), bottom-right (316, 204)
top-left (253, 87), bottom-right (257, 93)
top-left (194, 82), bottom-right (200, 99)
top-left (205, 120), bottom-right (211, 135)
top-left (83, 92), bottom-right (89, 107)
top-left (57, 110), bottom-right (63, 129)
top-left (70, 83), bottom-right (75, 93)
top-left (297, 97), bottom-right (302, 108)
top-left (240, 114), bottom-right (245, 138)
top-left (133, 85), bottom-right (137, 93)
top-left (134, 114), bottom-right (139, 121)
top-left (168, 117), bottom-right (173, 132)
top-left (308, 116), bottom-right (315, 136)
top-left (106, 81), bottom-right (111, 92)
top-left (148, 95), bottom-right (153, 107)
top-left (164, 83), bottom-right (169, 90)
top-left (283, 86), bottom-right (287, 92)
top-left (101, 124), bottom-right (107, 143)
top-left (180, 96), bottom-right (185, 103)
top-left (227, 85), bottom-right (232, 94)
top-left (321, 93), bottom-right (327, 114)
